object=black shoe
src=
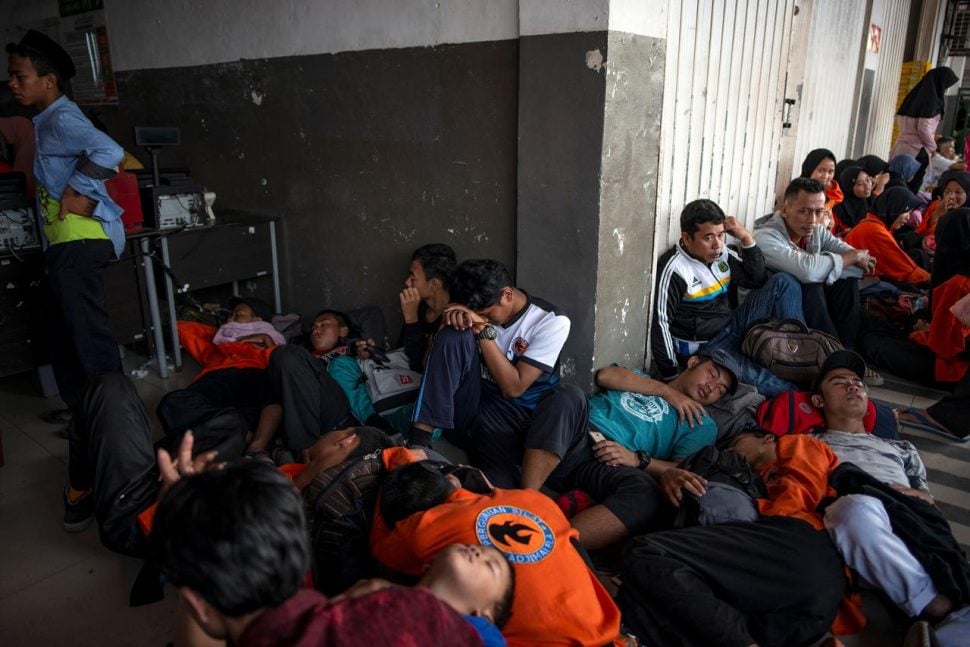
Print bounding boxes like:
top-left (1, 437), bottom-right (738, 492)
top-left (63, 486), bottom-right (94, 532)
top-left (405, 427), bottom-right (434, 450)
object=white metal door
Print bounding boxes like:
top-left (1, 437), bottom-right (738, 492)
top-left (788, 1), bottom-right (869, 167)
top-left (654, 0), bottom-right (796, 249)
top-left (862, 0), bottom-right (913, 157)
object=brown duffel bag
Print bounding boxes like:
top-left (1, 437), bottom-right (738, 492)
top-left (742, 318), bottom-right (843, 386)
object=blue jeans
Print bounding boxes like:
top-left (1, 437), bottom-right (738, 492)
top-left (704, 273), bottom-right (803, 397)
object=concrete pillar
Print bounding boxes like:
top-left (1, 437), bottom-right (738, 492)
top-left (913, 0), bottom-right (945, 66)
top-left (516, 0), bottom-right (667, 390)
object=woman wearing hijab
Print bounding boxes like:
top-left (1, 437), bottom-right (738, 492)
top-left (857, 155), bottom-right (891, 198)
top-left (834, 158), bottom-right (855, 182)
top-left (915, 171), bottom-right (970, 256)
top-left (887, 154), bottom-right (922, 193)
top-left (845, 187), bottom-right (929, 286)
top-left (861, 209), bottom-right (970, 438)
top-left (831, 166), bottom-right (871, 235)
top-left (891, 66), bottom-right (960, 159)
top-left (800, 148), bottom-right (842, 205)
top-left (897, 208), bottom-right (970, 438)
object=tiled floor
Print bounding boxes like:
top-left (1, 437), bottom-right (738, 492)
top-left (0, 353), bottom-right (965, 646)
top-left (0, 352), bottom-right (198, 647)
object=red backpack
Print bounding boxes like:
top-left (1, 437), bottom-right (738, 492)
top-left (757, 391), bottom-right (878, 436)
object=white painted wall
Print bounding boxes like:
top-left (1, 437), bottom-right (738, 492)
top-left (2, 0), bottom-right (667, 72)
top-left (107, 0), bottom-right (520, 71)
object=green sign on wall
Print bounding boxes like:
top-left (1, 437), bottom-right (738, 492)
top-left (59, 0), bottom-right (105, 18)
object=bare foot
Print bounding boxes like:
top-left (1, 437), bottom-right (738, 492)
top-left (922, 593), bottom-right (953, 621)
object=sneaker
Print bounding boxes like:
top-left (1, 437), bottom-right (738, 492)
top-left (864, 366), bottom-right (884, 386)
top-left (63, 486), bottom-right (94, 533)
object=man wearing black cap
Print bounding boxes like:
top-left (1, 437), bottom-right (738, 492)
top-left (586, 349), bottom-right (740, 509)
top-left (731, 351), bottom-right (970, 644)
top-left (811, 351), bottom-right (968, 642)
top-left (8, 29), bottom-right (126, 530)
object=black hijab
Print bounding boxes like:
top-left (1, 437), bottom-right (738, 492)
top-left (873, 186), bottom-right (921, 230)
top-left (857, 155), bottom-right (889, 179)
top-left (932, 169), bottom-right (961, 201)
top-left (937, 171), bottom-right (970, 207)
top-left (897, 67), bottom-right (959, 119)
top-left (833, 166), bottom-right (870, 229)
top-left (834, 158), bottom-right (856, 182)
top-left (800, 148), bottom-right (837, 179)
top-left (932, 207), bottom-right (970, 286)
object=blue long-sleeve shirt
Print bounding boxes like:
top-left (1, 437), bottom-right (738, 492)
top-left (33, 95), bottom-right (125, 258)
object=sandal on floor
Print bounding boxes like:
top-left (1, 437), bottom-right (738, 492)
top-left (898, 407), bottom-right (967, 442)
top-left (244, 449), bottom-right (276, 466)
top-left (42, 409), bottom-right (72, 425)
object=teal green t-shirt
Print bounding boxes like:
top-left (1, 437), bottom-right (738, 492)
top-left (588, 368), bottom-right (717, 461)
top-left (327, 355), bottom-right (413, 435)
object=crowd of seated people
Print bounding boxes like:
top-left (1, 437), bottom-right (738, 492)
top-left (55, 70), bottom-right (970, 647)
top-left (62, 182), bottom-right (969, 645)
top-left (11, 18), bottom-right (964, 642)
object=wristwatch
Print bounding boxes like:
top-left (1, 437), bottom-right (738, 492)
top-left (636, 450), bottom-right (652, 471)
top-left (477, 324), bottom-right (498, 341)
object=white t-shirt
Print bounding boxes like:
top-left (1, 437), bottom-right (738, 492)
top-left (481, 295), bottom-right (570, 409)
top-left (920, 154), bottom-right (959, 192)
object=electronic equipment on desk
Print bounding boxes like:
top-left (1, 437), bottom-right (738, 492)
top-left (0, 172), bottom-right (39, 252)
top-left (134, 126), bottom-right (213, 231)
top-left (141, 184), bottom-right (209, 230)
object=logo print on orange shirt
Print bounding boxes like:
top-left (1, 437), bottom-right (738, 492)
top-left (512, 337), bottom-right (529, 355)
top-left (476, 505), bottom-right (555, 564)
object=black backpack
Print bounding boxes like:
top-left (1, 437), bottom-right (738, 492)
top-left (672, 445), bottom-right (768, 528)
top-left (302, 450), bottom-right (385, 596)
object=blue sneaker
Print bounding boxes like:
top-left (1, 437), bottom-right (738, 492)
top-left (63, 486), bottom-right (94, 532)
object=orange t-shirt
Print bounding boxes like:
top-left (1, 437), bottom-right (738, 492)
top-left (178, 321), bottom-right (276, 381)
top-left (910, 275), bottom-right (970, 382)
top-left (371, 448), bottom-right (622, 647)
top-left (844, 215), bottom-right (931, 285)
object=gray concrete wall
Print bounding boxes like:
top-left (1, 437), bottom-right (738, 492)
top-left (99, 41), bottom-right (519, 328)
top-left (4, 0), bottom-right (669, 381)
top-left (517, 29), bottom-right (664, 389)
top-left (516, 31), bottom-right (609, 386)
top-left (593, 30), bottom-right (665, 371)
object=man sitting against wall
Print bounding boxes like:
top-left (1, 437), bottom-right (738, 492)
top-left (651, 198), bottom-right (804, 397)
top-left (406, 258), bottom-right (586, 492)
top-left (754, 178), bottom-right (881, 383)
